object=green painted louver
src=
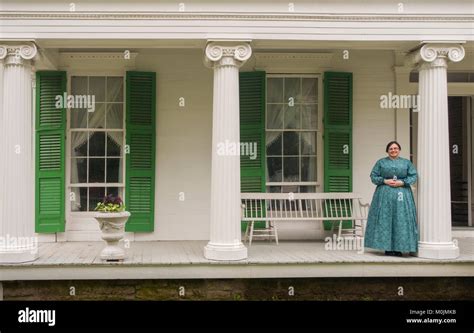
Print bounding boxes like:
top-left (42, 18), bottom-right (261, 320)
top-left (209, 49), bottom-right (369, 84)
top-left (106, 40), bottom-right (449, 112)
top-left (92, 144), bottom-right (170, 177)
top-left (239, 71), bottom-right (266, 193)
top-left (323, 72), bottom-right (353, 230)
top-left (125, 71), bottom-right (156, 232)
top-left (35, 71), bottom-right (67, 233)
top-left (240, 71), bottom-right (266, 230)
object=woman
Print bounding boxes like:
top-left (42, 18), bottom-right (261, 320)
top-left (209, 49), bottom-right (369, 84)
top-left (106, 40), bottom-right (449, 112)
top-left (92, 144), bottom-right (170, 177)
top-left (364, 141), bottom-right (418, 256)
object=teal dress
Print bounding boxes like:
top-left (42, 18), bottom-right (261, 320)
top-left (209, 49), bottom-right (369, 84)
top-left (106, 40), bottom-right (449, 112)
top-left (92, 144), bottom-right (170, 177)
top-left (364, 157), bottom-right (418, 252)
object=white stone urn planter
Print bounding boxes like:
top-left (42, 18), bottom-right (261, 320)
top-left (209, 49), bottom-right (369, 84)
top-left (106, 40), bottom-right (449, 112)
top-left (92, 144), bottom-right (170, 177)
top-left (94, 211), bottom-right (131, 261)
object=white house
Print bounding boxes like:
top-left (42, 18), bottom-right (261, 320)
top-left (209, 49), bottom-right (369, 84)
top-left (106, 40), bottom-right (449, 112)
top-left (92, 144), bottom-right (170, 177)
top-left (0, 1), bottom-right (473, 272)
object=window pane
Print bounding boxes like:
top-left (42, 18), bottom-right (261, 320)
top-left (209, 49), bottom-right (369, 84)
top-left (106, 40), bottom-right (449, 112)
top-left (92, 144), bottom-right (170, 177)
top-left (89, 158), bottom-right (105, 183)
top-left (107, 133), bottom-right (123, 157)
top-left (302, 78), bottom-right (317, 103)
top-left (71, 187), bottom-right (88, 212)
top-left (89, 187), bottom-right (105, 211)
top-left (89, 77), bottom-right (106, 102)
top-left (284, 78), bottom-right (300, 103)
top-left (300, 186), bottom-right (316, 193)
top-left (301, 156), bottom-right (317, 181)
top-left (89, 132), bottom-right (105, 156)
top-left (267, 104), bottom-right (283, 129)
top-left (106, 104), bottom-right (123, 129)
top-left (70, 108), bottom-right (87, 128)
top-left (106, 187), bottom-right (120, 197)
top-left (267, 78), bottom-right (283, 103)
top-left (268, 186), bottom-right (281, 193)
top-left (71, 132), bottom-right (88, 157)
top-left (265, 76), bottom-right (319, 188)
top-left (88, 103), bottom-right (105, 129)
top-left (283, 132), bottom-right (299, 155)
top-left (283, 157), bottom-right (299, 182)
top-left (71, 76), bottom-right (88, 96)
top-left (301, 104), bottom-right (317, 129)
top-left (282, 185), bottom-right (299, 193)
top-left (267, 157), bottom-right (282, 182)
top-left (284, 105), bottom-right (300, 129)
top-left (71, 158), bottom-right (87, 183)
top-left (106, 158), bottom-right (122, 183)
top-left (266, 132), bottom-right (282, 156)
top-left (301, 132), bottom-right (316, 155)
top-left (106, 77), bottom-right (123, 102)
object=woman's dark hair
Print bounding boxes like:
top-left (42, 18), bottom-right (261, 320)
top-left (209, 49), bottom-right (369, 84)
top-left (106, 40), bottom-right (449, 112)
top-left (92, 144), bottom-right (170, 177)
top-left (386, 141), bottom-right (401, 152)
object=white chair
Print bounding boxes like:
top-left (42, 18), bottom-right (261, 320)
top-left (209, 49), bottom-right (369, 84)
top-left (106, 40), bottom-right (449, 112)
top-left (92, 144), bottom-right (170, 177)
top-left (241, 203), bottom-right (279, 246)
top-left (244, 219), bottom-right (279, 246)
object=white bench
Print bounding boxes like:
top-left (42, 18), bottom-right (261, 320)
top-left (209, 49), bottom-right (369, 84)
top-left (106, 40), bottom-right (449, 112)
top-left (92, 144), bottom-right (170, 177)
top-left (241, 193), bottom-right (370, 246)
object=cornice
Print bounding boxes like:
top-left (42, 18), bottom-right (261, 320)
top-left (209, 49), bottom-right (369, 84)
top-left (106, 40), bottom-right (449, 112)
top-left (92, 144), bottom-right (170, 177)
top-left (256, 53), bottom-right (333, 61)
top-left (255, 52), bottom-right (333, 72)
top-left (0, 12), bottom-right (473, 22)
top-left (59, 52), bottom-right (138, 70)
top-left (60, 52), bottom-right (138, 61)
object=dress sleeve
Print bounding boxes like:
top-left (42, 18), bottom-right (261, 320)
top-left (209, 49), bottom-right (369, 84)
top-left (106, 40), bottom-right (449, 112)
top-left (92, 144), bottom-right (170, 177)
top-left (403, 160), bottom-right (418, 186)
top-left (370, 160), bottom-right (384, 186)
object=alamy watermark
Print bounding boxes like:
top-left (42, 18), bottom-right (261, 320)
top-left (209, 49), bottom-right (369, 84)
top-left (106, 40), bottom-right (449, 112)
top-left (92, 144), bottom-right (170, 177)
top-left (55, 93), bottom-right (96, 112)
top-left (18, 307), bottom-right (55, 327)
top-left (0, 234), bottom-right (38, 254)
top-left (324, 234), bottom-right (364, 254)
top-left (217, 140), bottom-right (257, 160)
top-left (380, 92), bottom-right (419, 112)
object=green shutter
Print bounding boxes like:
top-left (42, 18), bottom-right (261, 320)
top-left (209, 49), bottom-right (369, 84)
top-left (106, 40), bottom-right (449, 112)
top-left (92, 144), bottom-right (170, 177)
top-left (35, 71), bottom-right (67, 233)
top-left (125, 71), bottom-right (156, 232)
top-left (240, 71), bottom-right (266, 230)
top-left (323, 72), bottom-right (353, 229)
top-left (240, 71), bottom-right (266, 192)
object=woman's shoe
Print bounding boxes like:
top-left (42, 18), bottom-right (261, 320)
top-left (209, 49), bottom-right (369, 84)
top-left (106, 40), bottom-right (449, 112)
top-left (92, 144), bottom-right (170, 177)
top-left (393, 251), bottom-right (403, 257)
top-left (385, 251), bottom-right (394, 256)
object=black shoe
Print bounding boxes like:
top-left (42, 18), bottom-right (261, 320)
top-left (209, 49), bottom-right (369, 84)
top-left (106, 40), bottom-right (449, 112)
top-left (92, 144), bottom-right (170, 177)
top-left (393, 251), bottom-right (403, 257)
top-left (385, 251), bottom-right (394, 256)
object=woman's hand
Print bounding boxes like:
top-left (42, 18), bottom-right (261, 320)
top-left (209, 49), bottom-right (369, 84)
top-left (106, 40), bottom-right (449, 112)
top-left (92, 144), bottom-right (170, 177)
top-left (384, 179), bottom-right (395, 186)
top-left (384, 179), bottom-right (404, 187)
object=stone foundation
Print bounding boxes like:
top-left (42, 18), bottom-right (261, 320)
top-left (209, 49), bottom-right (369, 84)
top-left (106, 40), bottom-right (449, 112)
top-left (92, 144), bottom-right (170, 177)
top-left (3, 277), bottom-right (473, 300)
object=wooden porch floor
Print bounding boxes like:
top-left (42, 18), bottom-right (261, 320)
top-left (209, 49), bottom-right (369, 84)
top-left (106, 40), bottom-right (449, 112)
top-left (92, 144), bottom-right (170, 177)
top-left (1, 238), bottom-right (473, 279)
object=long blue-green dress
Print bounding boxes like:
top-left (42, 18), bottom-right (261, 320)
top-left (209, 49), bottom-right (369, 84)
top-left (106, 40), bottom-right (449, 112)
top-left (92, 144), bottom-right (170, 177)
top-left (364, 157), bottom-right (418, 252)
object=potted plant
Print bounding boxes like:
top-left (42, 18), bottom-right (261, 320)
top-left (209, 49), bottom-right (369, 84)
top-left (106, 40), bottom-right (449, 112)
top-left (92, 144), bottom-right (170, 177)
top-left (94, 194), bottom-right (131, 261)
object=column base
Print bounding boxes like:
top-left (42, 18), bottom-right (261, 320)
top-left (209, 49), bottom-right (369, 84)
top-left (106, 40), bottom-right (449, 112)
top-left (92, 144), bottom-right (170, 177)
top-left (417, 241), bottom-right (459, 259)
top-left (0, 247), bottom-right (38, 264)
top-left (204, 242), bottom-right (248, 261)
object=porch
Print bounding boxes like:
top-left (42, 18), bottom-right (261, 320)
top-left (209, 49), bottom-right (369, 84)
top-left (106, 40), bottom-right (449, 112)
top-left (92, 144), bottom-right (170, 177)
top-left (1, 238), bottom-right (473, 280)
top-left (0, 4), bottom-right (473, 265)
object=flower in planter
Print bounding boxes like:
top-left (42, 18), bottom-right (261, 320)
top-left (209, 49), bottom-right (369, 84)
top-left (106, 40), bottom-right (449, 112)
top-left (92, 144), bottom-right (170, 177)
top-left (95, 194), bottom-right (126, 213)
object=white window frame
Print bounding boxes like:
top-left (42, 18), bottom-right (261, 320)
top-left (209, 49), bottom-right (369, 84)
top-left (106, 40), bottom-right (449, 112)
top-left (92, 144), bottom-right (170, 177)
top-left (265, 74), bottom-right (323, 192)
top-left (66, 71), bottom-right (126, 216)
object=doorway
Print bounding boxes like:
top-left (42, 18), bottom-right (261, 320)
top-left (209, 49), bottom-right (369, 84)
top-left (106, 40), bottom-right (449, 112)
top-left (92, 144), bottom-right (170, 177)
top-left (448, 96), bottom-right (473, 227)
top-left (410, 96), bottom-right (474, 227)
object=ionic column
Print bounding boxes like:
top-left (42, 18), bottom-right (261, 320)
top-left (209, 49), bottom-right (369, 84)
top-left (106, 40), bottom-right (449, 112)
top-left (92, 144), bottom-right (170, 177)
top-left (412, 43), bottom-right (465, 259)
top-left (0, 43), bottom-right (38, 263)
top-left (203, 41), bottom-right (252, 261)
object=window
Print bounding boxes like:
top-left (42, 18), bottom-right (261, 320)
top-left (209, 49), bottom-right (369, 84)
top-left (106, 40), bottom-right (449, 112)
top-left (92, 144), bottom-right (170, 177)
top-left (69, 76), bottom-right (124, 211)
top-left (266, 75), bottom-right (320, 193)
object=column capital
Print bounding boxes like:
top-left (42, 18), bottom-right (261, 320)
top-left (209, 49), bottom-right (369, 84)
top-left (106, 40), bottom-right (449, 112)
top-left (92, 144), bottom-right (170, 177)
top-left (0, 42), bottom-right (38, 66)
top-left (204, 41), bottom-right (252, 68)
top-left (408, 42), bottom-right (465, 69)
